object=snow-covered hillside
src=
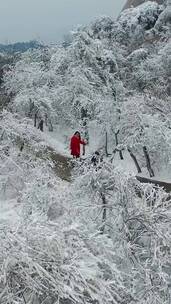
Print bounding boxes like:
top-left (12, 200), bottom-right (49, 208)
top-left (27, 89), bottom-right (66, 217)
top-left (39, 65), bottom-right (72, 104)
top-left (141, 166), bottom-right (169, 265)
top-left (0, 1), bottom-right (171, 303)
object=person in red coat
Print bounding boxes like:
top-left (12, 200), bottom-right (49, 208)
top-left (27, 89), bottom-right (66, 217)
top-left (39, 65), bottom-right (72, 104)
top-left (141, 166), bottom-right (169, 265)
top-left (70, 131), bottom-right (86, 158)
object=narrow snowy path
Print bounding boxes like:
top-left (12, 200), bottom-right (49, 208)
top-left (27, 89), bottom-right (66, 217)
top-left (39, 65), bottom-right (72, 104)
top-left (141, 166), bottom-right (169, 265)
top-left (46, 146), bottom-right (72, 182)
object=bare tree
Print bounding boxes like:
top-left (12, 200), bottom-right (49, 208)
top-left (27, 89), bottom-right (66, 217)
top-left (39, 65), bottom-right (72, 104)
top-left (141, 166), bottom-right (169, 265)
top-left (128, 147), bottom-right (142, 173)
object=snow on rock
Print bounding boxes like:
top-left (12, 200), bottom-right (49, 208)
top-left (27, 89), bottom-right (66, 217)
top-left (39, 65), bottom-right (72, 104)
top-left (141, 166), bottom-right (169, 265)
top-left (122, 0), bottom-right (164, 11)
top-left (117, 1), bottom-right (164, 46)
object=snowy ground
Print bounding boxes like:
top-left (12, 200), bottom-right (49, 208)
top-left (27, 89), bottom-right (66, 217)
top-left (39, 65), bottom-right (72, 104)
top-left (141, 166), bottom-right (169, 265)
top-left (41, 125), bottom-right (72, 157)
top-left (0, 199), bottom-right (22, 228)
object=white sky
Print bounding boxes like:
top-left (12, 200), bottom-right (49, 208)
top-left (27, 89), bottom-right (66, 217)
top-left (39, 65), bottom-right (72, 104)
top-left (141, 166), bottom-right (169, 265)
top-left (0, 0), bottom-right (125, 44)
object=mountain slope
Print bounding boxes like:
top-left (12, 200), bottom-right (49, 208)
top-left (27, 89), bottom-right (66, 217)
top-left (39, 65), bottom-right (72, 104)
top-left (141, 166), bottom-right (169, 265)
top-left (0, 40), bottom-right (43, 54)
top-left (0, 1), bottom-right (171, 303)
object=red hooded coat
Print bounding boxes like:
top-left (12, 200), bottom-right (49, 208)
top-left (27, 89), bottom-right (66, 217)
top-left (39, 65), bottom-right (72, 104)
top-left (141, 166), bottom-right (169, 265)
top-left (70, 135), bottom-right (85, 157)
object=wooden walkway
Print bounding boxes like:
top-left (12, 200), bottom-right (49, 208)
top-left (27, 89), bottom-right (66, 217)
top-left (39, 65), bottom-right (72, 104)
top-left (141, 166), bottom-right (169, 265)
top-left (136, 176), bottom-right (171, 192)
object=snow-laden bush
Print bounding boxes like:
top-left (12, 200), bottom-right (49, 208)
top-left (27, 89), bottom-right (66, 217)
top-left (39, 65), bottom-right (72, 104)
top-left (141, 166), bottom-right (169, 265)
top-left (1, 154), bottom-right (171, 304)
top-left (0, 218), bottom-right (115, 304)
top-left (70, 160), bottom-right (171, 303)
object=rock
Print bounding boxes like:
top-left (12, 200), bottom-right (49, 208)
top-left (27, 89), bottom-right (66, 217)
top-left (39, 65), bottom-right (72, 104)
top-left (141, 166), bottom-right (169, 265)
top-left (122, 0), bottom-right (164, 11)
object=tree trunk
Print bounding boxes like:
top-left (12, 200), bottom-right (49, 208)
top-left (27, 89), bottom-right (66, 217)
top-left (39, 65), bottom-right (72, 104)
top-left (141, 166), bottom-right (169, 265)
top-left (81, 107), bottom-right (89, 143)
top-left (143, 146), bottom-right (154, 177)
top-left (20, 142), bottom-right (24, 152)
top-left (28, 99), bottom-right (34, 118)
top-left (48, 119), bottom-right (53, 132)
top-left (0, 130), bottom-right (5, 141)
top-left (83, 144), bottom-right (85, 156)
top-left (115, 131), bottom-right (124, 160)
top-left (100, 193), bottom-right (107, 234)
top-left (38, 120), bottom-right (44, 132)
top-left (45, 113), bottom-right (48, 126)
top-left (34, 113), bottom-right (37, 127)
top-left (128, 148), bottom-right (142, 173)
top-left (105, 131), bottom-right (108, 157)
